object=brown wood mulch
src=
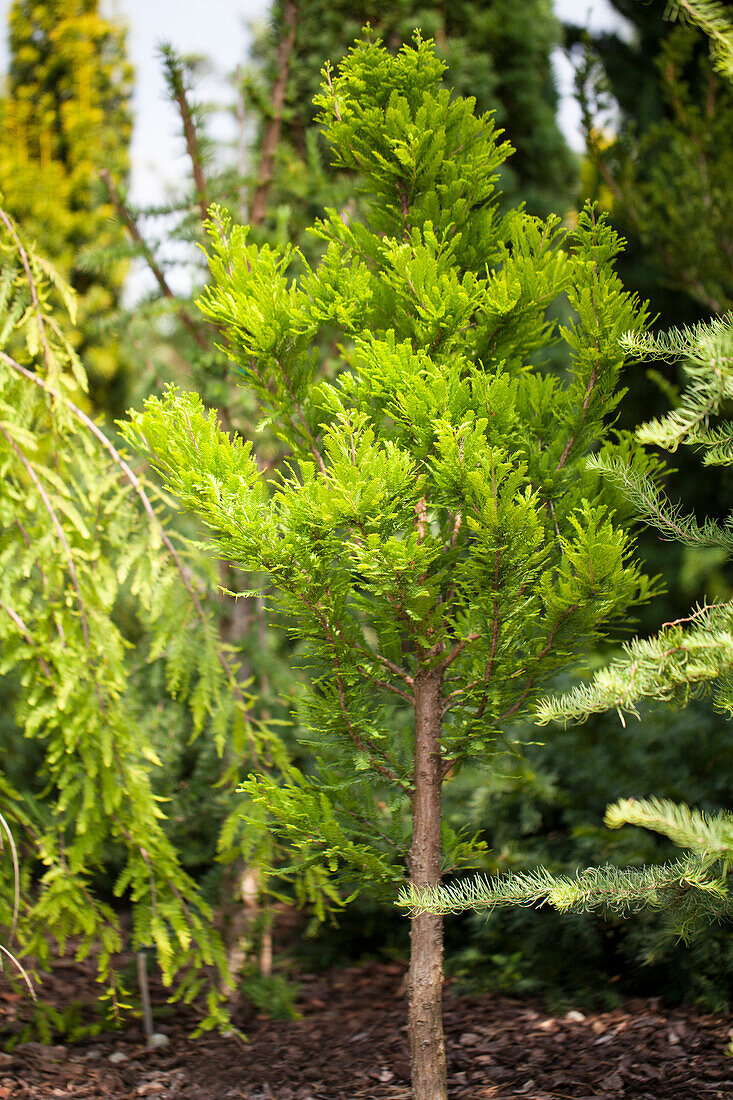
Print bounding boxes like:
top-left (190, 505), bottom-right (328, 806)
top-left (2, 956), bottom-right (733, 1099)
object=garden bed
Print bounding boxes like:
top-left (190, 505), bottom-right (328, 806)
top-left (1, 953), bottom-right (732, 1098)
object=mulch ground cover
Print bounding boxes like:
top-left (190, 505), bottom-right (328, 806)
top-left (2, 953), bottom-right (733, 1100)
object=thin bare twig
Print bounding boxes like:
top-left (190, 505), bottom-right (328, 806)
top-left (248, 1), bottom-right (298, 227)
top-left (0, 943), bottom-right (35, 1001)
top-left (100, 170), bottom-right (209, 350)
top-left (0, 811), bottom-right (21, 946)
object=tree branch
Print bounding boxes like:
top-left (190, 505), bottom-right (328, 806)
top-left (438, 632), bottom-right (481, 675)
top-left (496, 603), bottom-right (580, 722)
top-left (248, 1), bottom-right (298, 227)
top-left (293, 586), bottom-right (410, 791)
top-left (0, 208), bottom-right (56, 386)
top-left (162, 47), bottom-right (211, 225)
top-left (275, 354), bottom-right (328, 476)
top-left (1, 422), bottom-right (93, 652)
top-left (0, 601), bottom-right (55, 683)
top-left (100, 169), bottom-right (210, 350)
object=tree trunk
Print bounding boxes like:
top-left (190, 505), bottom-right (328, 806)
top-left (408, 667), bottom-right (447, 1100)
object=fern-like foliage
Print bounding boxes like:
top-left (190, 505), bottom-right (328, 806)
top-left (666, 0), bottom-right (733, 79)
top-left (622, 315), bottom-right (733, 461)
top-left (0, 208), bottom-right (287, 1031)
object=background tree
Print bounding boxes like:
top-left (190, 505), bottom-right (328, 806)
top-left (0, 0), bottom-right (133, 412)
top-left (0, 202), bottom-right (295, 1036)
top-left (569, 0), bottom-right (732, 321)
top-left (123, 34), bottom-right (656, 1098)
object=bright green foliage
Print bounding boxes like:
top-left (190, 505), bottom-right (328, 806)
top-left (407, 312), bottom-right (733, 925)
top-left (0, 208), bottom-right (287, 1032)
top-left (123, 35), bottom-right (653, 904)
top-left (252, 0), bottom-right (574, 227)
top-left (0, 0), bottom-right (133, 399)
top-left (667, 0), bottom-right (733, 78)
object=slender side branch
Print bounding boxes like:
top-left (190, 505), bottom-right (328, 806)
top-left (438, 632), bottom-right (481, 675)
top-left (442, 603), bottom-right (579, 774)
top-left (332, 663), bottom-right (409, 790)
top-left (496, 603), bottom-right (580, 722)
top-left (354, 643), bottom-right (415, 687)
top-left (100, 170), bottom-right (209, 350)
top-left (275, 355), bottom-right (328, 476)
top-left (0, 603), bottom-right (56, 684)
top-left (0, 424), bottom-right (92, 652)
top-left (248, 1), bottom-right (298, 227)
top-left (295, 588), bottom-right (410, 790)
top-left (442, 550), bottom-right (500, 717)
top-left (353, 664), bottom-right (414, 703)
top-left (556, 366), bottom-right (598, 472)
top-left (162, 50), bottom-right (211, 224)
top-left (339, 804), bottom-right (409, 858)
top-left (0, 208), bottom-right (56, 385)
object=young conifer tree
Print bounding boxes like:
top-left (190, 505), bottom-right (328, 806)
top-left (123, 34), bottom-right (654, 1099)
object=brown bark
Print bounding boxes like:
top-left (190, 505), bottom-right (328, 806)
top-left (248, 0), bottom-right (298, 227)
top-left (165, 52), bottom-right (210, 225)
top-left (100, 169), bottom-right (210, 350)
top-left (408, 668), bottom-right (448, 1100)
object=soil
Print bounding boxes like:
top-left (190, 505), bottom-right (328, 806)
top-left (1, 952), bottom-right (733, 1099)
